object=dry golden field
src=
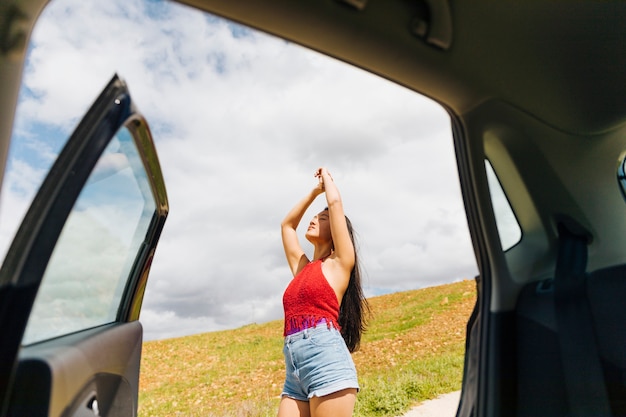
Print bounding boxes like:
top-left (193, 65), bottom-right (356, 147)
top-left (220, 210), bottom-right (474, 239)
top-left (139, 279), bottom-right (476, 417)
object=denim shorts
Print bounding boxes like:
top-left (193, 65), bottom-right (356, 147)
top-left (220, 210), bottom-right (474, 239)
top-left (281, 325), bottom-right (359, 401)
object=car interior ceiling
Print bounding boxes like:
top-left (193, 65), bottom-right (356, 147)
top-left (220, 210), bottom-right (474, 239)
top-left (3, 0), bottom-right (626, 416)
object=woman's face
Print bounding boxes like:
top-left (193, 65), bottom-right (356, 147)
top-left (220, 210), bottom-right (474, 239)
top-left (305, 210), bottom-right (331, 243)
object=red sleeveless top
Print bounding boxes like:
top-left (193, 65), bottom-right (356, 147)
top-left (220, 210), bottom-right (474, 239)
top-left (283, 259), bottom-right (340, 336)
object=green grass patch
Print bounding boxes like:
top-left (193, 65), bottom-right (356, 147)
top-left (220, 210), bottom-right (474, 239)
top-left (355, 347), bottom-right (465, 417)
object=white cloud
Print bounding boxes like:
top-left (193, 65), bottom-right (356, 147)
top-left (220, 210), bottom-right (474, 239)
top-left (2, 0), bottom-right (478, 341)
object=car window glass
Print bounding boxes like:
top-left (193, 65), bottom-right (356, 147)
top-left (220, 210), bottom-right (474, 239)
top-left (485, 160), bottom-right (522, 250)
top-left (22, 126), bottom-right (156, 345)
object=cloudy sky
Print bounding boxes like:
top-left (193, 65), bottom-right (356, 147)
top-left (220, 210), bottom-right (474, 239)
top-left (1, 0), bottom-right (478, 341)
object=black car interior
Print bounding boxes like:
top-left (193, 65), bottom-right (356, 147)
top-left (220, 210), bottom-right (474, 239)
top-left (517, 228), bottom-right (626, 417)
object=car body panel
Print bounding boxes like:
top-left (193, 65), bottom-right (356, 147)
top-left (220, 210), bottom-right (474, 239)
top-left (8, 322), bottom-right (143, 417)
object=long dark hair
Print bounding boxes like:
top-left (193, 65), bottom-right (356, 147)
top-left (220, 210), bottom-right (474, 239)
top-left (337, 215), bottom-right (369, 352)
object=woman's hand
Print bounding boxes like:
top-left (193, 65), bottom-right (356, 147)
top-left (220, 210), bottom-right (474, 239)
top-left (314, 167), bottom-right (333, 194)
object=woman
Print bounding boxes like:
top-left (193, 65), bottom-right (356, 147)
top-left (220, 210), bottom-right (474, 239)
top-left (279, 167), bottom-right (368, 417)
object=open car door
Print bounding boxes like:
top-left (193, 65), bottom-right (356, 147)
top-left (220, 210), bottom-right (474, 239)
top-left (0, 75), bottom-right (168, 417)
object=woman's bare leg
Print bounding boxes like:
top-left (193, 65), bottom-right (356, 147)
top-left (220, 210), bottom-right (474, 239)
top-left (278, 396), bottom-right (311, 417)
top-left (309, 389), bottom-right (357, 417)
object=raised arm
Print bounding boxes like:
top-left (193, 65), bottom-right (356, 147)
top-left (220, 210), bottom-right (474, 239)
top-left (316, 168), bottom-right (355, 273)
top-left (281, 184), bottom-right (323, 276)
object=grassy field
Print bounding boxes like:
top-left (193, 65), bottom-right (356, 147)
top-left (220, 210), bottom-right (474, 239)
top-left (138, 279), bottom-right (476, 417)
